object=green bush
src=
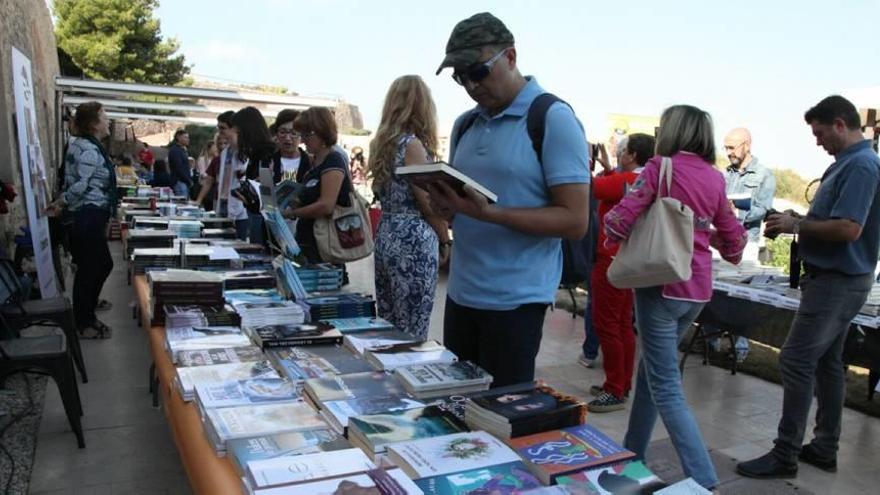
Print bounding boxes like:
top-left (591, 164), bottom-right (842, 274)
top-left (765, 236), bottom-right (792, 274)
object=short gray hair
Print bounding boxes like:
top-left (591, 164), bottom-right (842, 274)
top-left (655, 105), bottom-right (716, 163)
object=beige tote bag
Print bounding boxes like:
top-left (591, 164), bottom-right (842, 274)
top-left (313, 190), bottom-right (374, 263)
top-left (607, 157), bottom-right (694, 289)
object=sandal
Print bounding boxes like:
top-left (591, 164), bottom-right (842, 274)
top-left (96, 299), bottom-right (113, 312)
top-left (79, 320), bottom-right (112, 339)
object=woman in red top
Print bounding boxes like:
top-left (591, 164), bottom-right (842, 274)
top-left (588, 133), bottom-right (656, 413)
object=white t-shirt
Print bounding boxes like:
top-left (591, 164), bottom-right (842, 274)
top-left (279, 156), bottom-right (301, 182)
top-left (217, 148), bottom-right (249, 221)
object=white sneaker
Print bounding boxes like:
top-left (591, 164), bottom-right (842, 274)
top-left (578, 354), bottom-right (596, 368)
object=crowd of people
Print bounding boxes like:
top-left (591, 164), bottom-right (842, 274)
top-left (50, 11), bottom-right (880, 493)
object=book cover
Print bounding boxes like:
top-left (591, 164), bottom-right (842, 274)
top-left (323, 395), bottom-right (424, 434)
top-left (654, 477), bottom-right (710, 494)
top-left (227, 429), bottom-right (348, 476)
top-left (245, 448), bottom-right (374, 489)
top-left (176, 346), bottom-right (264, 367)
top-left (387, 431), bottom-right (521, 479)
top-left (343, 329), bottom-right (417, 356)
top-left (305, 371), bottom-right (407, 403)
top-left (556, 461), bottom-right (663, 495)
top-left (248, 468), bottom-right (422, 495)
top-left (347, 405), bottom-right (465, 451)
top-left (320, 316), bottom-right (395, 334)
top-left (175, 361), bottom-right (279, 400)
top-left (165, 325), bottom-right (242, 342)
top-left (395, 361), bottom-right (492, 391)
top-left (415, 461), bottom-right (543, 495)
top-left (194, 378), bottom-right (299, 409)
top-left (365, 340), bottom-right (457, 371)
top-left (395, 162), bottom-right (498, 203)
top-left (206, 401), bottom-right (328, 442)
top-left (250, 323), bottom-right (343, 349)
top-left (467, 382), bottom-right (585, 423)
top-left (508, 425), bottom-right (636, 484)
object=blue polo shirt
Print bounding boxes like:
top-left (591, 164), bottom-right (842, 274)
top-left (448, 77), bottom-right (590, 310)
top-left (800, 140), bottom-right (880, 275)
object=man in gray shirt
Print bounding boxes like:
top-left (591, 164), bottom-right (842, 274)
top-left (738, 95), bottom-right (880, 479)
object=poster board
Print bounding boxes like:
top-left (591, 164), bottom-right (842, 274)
top-left (11, 47), bottom-right (60, 298)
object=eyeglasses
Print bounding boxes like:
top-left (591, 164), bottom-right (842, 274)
top-left (452, 48), bottom-right (509, 86)
top-left (299, 131), bottom-right (315, 139)
top-left (276, 128), bottom-right (301, 138)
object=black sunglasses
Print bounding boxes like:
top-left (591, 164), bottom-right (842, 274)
top-left (452, 48), bottom-right (509, 86)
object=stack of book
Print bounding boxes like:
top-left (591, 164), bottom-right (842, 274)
top-left (296, 264), bottom-right (345, 292)
top-left (227, 429), bottom-right (350, 477)
top-left (131, 247), bottom-right (178, 273)
top-left (238, 253), bottom-right (275, 270)
top-left (267, 345), bottom-right (372, 382)
top-left (343, 328), bottom-right (418, 357)
top-left (193, 377), bottom-right (300, 419)
top-left (247, 322), bottom-right (343, 349)
top-left (262, 207), bottom-right (300, 260)
top-left (202, 227), bottom-right (237, 239)
top-left (219, 270), bottom-right (276, 291)
top-left (508, 424), bottom-right (637, 485)
top-left (303, 371), bottom-right (409, 412)
top-left (322, 395), bottom-right (425, 436)
top-left (164, 305), bottom-right (241, 330)
top-left (132, 217), bottom-right (169, 230)
top-left (203, 400), bottom-right (327, 454)
top-left (463, 382), bottom-right (587, 438)
top-left (175, 360), bottom-right (279, 401)
top-left (225, 289), bottom-right (286, 306)
top-left (175, 346), bottom-right (263, 368)
top-left (363, 340), bottom-right (458, 371)
top-left (231, 300), bottom-right (307, 329)
top-left (197, 216), bottom-right (235, 230)
top-left (321, 316), bottom-right (394, 334)
top-left (164, 326), bottom-right (251, 361)
top-left (125, 229), bottom-right (175, 256)
top-left (347, 405), bottom-right (466, 460)
top-left (148, 270), bottom-right (225, 324)
top-left (394, 361), bottom-right (493, 399)
top-left (168, 219), bottom-right (203, 238)
top-left (303, 293), bottom-right (377, 321)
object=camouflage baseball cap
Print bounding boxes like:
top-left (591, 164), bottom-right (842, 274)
top-left (435, 12), bottom-right (514, 75)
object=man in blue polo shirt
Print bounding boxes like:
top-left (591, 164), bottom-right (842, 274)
top-left (429, 12), bottom-right (590, 388)
top-left (738, 95), bottom-right (880, 479)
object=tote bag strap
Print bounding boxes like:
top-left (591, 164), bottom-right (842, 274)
top-left (658, 157), bottom-right (673, 198)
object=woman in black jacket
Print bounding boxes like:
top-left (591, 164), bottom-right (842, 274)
top-left (231, 107), bottom-right (276, 245)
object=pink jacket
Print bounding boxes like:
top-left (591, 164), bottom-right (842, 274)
top-left (604, 152), bottom-right (748, 302)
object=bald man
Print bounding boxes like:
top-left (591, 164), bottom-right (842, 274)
top-left (724, 128), bottom-right (777, 251)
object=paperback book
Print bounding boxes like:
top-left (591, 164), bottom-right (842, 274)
top-left (248, 323), bottom-right (342, 349)
top-left (364, 340), bottom-right (458, 371)
top-left (508, 424), bottom-right (637, 485)
top-left (415, 460), bottom-right (542, 495)
top-left (175, 361), bottom-right (279, 401)
top-left (244, 447), bottom-right (374, 491)
top-left (175, 346), bottom-right (264, 367)
top-left (304, 371), bottom-right (408, 404)
top-left (193, 377), bottom-right (299, 410)
top-left (395, 161), bottom-right (498, 203)
top-left (322, 395), bottom-right (425, 435)
top-left (243, 468), bottom-right (423, 495)
top-left (464, 381), bottom-right (587, 438)
top-left (553, 460), bottom-right (663, 495)
top-left (267, 345), bottom-right (372, 382)
top-left (227, 429), bottom-right (349, 476)
top-left (394, 361), bottom-right (493, 398)
top-left (348, 406), bottom-right (468, 458)
top-left (343, 329), bottom-right (418, 356)
top-left (204, 401), bottom-right (328, 453)
top-left (320, 316), bottom-right (395, 334)
top-left (387, 431), bottom-right (521, 480)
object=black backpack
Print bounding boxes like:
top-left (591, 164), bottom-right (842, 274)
top-left (455, 93), bottom-right (595, 285)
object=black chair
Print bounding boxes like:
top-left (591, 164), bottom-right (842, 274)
top-left (0, 259), bottom-right (87, 383)
top-left (0, 316), bottom-right (84, 448)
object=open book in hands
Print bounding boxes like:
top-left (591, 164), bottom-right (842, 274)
top-left (395, 161), bottom-right (498, 203)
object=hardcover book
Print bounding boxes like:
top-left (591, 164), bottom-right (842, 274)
top-left (415, 460), bottom-right (542, 495)
top-left (176, 346), bottom-right (264, 367)
top-left (387, 431), bottom-right (521, 479)
top-left (249, 323), bottom-right (342, 349)
top-left (395, 161), bottom-right (498, 203)
top-left (194, 378), bottom-right (299, 409)
top-left (227, 429), bottom-right (349, 476)
top-left (508, 424), bottom-right (636, 485)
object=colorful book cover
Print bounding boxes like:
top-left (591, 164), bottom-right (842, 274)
top-left (194, 378), bottom-right (299, 409)
top-left (348, 405), bottom-right (462, 450)
top-left (227, 429), bottom-right (349, 475)
top-left (415, 461), bottom-right (543, 495)
top-left (556, 461), bottom-right (662, 495)
top-left (323, 396), bottom-right (424, 433)
top-left (176, 346), bottom-right (264, 367)
top-left (509, 425), bottom-right (635, 483)
top-left (387, 431), bottom-right (521, 479)
top-left (305, 371), bottom-right (407, 402)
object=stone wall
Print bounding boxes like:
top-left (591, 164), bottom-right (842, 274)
top-left (0, 0), bottom-right (60, 253)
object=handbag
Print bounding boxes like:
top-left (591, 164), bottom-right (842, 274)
top-left (313, 190), bottom-right (374, 263)
top-left (607, 157), bottom-right (694, 289)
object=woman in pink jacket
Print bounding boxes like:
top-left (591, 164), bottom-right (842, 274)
top-left (604, 105), bottom-right (747, 491)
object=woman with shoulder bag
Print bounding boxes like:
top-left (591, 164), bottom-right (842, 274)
top-left (602, 105), bottom-right (747, 492)
top-left (231, 107), bottom-right (276, 245)
top-left (282, 107), bottom-right (353, 264)
top-left (45, 101), bottom-right (117, 339)
top-left (368, 75), bottom-right (449, 340)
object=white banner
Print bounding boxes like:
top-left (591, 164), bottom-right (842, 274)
top-left (11, 47), bottom-right (59, 298)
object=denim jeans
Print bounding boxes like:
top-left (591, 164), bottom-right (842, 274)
top-left (173, 181), bottom-right (189, 198)
top-left (772, 270), bottom-right (872, 462)
top-left (624, 287), bottom-right (718, 490)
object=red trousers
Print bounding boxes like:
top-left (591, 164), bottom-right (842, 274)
top-left (591, 254), bottom-right (635, 398)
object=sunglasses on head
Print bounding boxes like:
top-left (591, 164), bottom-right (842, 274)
top-left (452, 48), bottom-right (509, 86)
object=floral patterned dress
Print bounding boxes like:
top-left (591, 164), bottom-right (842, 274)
top-left (374, 135), bottom-right (438, 340)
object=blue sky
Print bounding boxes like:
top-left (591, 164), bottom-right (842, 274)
top-left (154, 0), bottom-right (879, 178)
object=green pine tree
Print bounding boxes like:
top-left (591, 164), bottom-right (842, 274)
top-left (53, 0), bottom-right (190, 85)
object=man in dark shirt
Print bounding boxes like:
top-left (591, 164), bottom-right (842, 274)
top-left (738, 95), bottom-right (880, 479)
top-left (168, 129), bottom-right (192, 198)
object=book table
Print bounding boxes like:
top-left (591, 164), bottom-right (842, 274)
top-left (134, 276), bottom-right (243, 495)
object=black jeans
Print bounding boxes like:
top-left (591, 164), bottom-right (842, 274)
top-left (443, 296), bottom-right (547, 388)
top-left (68, 207), bottom-right (113, 327)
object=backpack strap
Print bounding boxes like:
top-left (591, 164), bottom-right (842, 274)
top-left (526, 93), bottom-right (567, 166)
